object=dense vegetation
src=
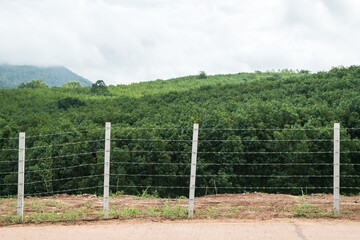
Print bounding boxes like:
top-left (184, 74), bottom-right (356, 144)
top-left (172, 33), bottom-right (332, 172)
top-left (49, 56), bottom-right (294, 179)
top-left (1, 66), bottom-right (360, 197)
top-left (0, 65), bottom-right (92, 88)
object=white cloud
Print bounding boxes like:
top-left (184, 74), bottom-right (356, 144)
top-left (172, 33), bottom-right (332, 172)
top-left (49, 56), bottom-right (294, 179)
top-left (0, 0), bottom-right (359, 84)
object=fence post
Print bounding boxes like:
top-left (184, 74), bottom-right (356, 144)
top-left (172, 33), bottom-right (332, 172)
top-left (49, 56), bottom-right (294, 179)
top-left (188, 123), bottom-right (199, 218)
top-left (334, 123), bottom-right (340, 216)
top-left (103, 122), bottom-right (111, 217)
top-left (17, 132), bottom-right (25, 220)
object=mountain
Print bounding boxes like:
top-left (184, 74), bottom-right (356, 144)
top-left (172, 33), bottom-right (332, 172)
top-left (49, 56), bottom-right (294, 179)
top-left (0, 65), bottom-right (93, 88)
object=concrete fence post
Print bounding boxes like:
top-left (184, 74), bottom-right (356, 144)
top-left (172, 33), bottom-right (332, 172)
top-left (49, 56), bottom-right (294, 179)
top-left (333, 123), bottom-right (340, 216)
top-left (17, 132), bottom-right (25, 220)
top-left (188, 123), bottom-right (199, 218)
top-left (104, 122), bottom-right (111, 217)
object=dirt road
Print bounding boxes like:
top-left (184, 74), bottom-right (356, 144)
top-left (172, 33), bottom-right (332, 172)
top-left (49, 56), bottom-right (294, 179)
top-left (1, 220), bottom-right (360, 240)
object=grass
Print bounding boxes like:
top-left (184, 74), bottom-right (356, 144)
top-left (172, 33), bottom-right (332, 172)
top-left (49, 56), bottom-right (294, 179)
top-left (293, 193), bottom-right (334, 218)
top-left (1, 193), bottom-right (356, 226)
top-left (0, 197), bottom-right (189, 225)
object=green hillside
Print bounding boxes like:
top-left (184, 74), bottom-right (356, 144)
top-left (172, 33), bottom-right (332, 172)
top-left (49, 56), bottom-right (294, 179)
top-left (1, 66), bottom-right (360, 197)
top-left (111, 69), bottom-right (307, 97)
top-left (0, 65), bottom-right (92, 88)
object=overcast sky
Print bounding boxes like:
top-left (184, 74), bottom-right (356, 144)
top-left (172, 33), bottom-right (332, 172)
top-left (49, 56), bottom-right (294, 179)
top-left (1, 0), bottom-right (360, 85)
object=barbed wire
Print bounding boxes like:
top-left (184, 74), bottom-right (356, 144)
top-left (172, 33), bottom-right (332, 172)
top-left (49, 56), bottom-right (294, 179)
top-left (25, 128), bottom-right (104, 139)
top-left (110, 161), bottom-right (360, 166)
top-left (111, 150), bottom-right (191, 154)
top-left (112, 127), bottom-right (193, 130)
top-left (110, 185), bottom-right (334, 189)
top-left (0, 158), bottom-right (21, 163)
top-left (111, 138), bottom-right (337, 143)
top-left (111, 161), bottom-right (190, 166)
top-left (197, 162), bottom-right (333, 166)
top-left (199, 127), bottom-right (333, 131)
top-left (27, 139), bottom-right (105, 150)
top-left (24, 185), bottom-right (103, 197)
top-left (0, 136), bottom-right (19, 140)
top-left (110, 185), bottom-right (188, 189)
top-left (0, 148), bottom-right (18, 152)
top-left (24, 151), bottom-right (104, 162)
top-left (110, 173), bottom-right (357, 178)
top-left (111, 138), bottom-right (192, 142)
top-left (25, 174), bottom-right (104, 185)
top-left (197, 151), bottom-right (334, 154)
top-left (111, 173), bottom-right (189, 177)
top-left (0, 170), bottom-right (18, 175)
top-left (200, 139), bottom-right (334, 142)
top-left (0, 182), bottom-right (17, 186)
top-left (25, 163), bottom-right (104, 174)
top-left (110, 150), bottom-right (360, 154)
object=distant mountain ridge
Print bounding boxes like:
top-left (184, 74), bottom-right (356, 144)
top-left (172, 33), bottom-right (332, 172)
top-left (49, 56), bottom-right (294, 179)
top-left (0, 65), bottom-right (93, 88)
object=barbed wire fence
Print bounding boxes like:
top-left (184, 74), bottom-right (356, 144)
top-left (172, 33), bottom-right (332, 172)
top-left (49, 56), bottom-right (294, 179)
top-left (1, 122), bottom-right (360, 219)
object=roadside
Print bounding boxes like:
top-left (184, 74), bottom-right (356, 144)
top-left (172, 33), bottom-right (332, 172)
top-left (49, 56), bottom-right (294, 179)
top-left (2, 219), bottom-right (360, 240)
top-left (1, 193), bottom-right (360, 226)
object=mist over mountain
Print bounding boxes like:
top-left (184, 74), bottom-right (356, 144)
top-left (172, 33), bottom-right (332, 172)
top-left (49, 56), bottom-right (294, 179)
top-left (0, 65), bottom-right (92, 88)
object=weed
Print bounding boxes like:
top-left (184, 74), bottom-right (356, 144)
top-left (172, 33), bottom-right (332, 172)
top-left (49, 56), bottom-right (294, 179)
top-left (293, 192), bottom-right (327, 218)
top-left (139, 187), bottom-right (159, 198)
top-left (110, 191), bottom-right (125, 197)
top-left (177, 196), bottom-right (188, 199)
top-left (44, 200), bottom-right (57, 207)
top-left (2, 212), bottom-right (22, 225)
top-left (159, 199), bottom-right (187, 219)
top-left (83, 200), bottom-right (94, 209)
top-left (26, 201), bottom-right (44, 212)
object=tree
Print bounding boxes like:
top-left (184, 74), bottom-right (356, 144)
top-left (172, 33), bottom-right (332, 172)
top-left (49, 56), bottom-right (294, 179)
top-left (197, 71), bottom-right (207, 79)
top-left (91, 80), bottom-right (109, 95)
top-left (58, 97), bottom-right (86, 110)
top-left (17, 79), bottom-right (49, 89)
top-left (63, 81), bottom-right (82, 88)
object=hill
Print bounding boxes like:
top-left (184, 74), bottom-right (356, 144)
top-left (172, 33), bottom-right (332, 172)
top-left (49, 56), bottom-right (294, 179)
top-left (0, 65), bottom-right (92, 88)
top-left (1, 65), bottom-right (360, 197)
top-left (110, 69), bottom-right (307, 97)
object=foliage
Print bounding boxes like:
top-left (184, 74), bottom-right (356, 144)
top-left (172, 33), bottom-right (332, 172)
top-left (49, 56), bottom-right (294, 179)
top-left (91, 80), bottom-right (109, 95)
top-left (18, 79), bottom-right (49, 89)
top-left (293, 193), bottom-right (328, 218)
top-left (0, 64), bottom-right (92, 88)
top-left (198, 71), bottom-right (207, 79)
top-left (58, 97), bottom-right (86, 110)
top-left (1, 66), bottom-right (360, 197)
top-left (63, 81), bottom-right (82, 88)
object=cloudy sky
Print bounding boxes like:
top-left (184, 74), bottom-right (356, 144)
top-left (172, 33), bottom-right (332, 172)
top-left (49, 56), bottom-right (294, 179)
top-left (1, 0), bottom-right (360, 85)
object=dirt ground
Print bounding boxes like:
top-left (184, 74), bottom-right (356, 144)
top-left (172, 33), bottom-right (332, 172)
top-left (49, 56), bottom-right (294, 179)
top-left (2, 193), bottom-right (360, 239)
top-left (1, 193), bottom-right (360, 225)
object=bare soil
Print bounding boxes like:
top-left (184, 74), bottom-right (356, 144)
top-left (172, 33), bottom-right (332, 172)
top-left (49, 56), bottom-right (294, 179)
top-left (1, 193), bottom-right (360, 226)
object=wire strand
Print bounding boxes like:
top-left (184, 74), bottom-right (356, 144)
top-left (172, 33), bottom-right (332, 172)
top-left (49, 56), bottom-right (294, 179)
top-left (25, 185), bottom-right (104, 197)
top-left (111, 161), bottom-right (190, 166)
top-left (112, 127), bottom-right (192, 130)
top-left (199, 127), bottom-right (333, 131)
top-left (197, 151), bottom-right (333, 154)
top-left (27, 139), bottom-right (105, 150)
top-left (25, 174), bottom-right (104, 185)
top-left (26, 163), bottom-right (104, 173)
top-left (25, 151), bottom-right (104, 162)
top-left (111, 150), bottom-right (191, 154)
top-left (110, 174), bottom-right (340, 178)
top-left (111, 138), bottom-right (192, 142)
top-left (0, 148), bottom-right (18, 151)
top-left (25, 128), bottom-right (104, 139)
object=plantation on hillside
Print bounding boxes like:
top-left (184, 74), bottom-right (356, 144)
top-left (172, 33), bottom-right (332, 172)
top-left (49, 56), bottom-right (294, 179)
top-left (1, 66), bottom-right (360, 197)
